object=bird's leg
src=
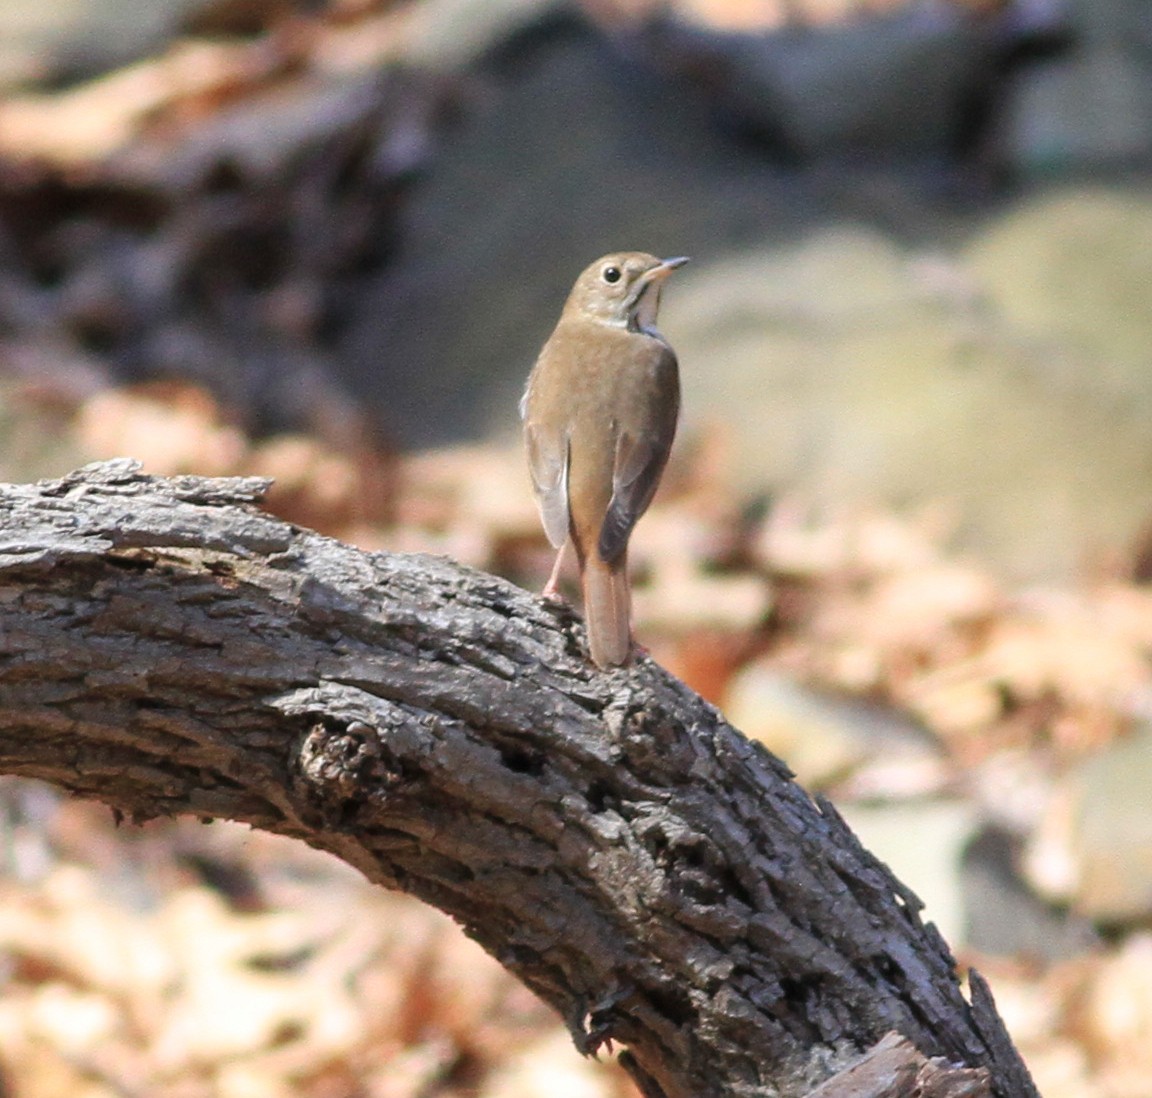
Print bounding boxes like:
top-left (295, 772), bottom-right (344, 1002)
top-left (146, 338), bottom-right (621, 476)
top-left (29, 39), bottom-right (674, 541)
top-left (542, 540), bottom-right (574, 601)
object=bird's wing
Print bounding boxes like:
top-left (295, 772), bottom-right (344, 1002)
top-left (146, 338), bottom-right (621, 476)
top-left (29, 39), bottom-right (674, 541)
top-left (525, 422), bottom-right (571, 549)
top-left (598, 346), bottom-right (680, 564)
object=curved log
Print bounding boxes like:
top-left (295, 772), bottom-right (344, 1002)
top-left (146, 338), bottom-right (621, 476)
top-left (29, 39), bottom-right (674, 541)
top-left (0, 459), bottom-right (1036, 1098)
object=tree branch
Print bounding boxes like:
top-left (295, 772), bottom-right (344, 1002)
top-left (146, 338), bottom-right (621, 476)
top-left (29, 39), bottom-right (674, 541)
top-left (0, 460), bottom-right (1037, 1098)
top-left (803, 1032), bottom-right (991, 1098)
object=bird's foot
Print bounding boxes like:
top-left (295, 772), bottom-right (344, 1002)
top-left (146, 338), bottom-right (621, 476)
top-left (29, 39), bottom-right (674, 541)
top-left (541, 544), bottom-right (571, 602)
top-left (541, 580), bottom-right (569, 604)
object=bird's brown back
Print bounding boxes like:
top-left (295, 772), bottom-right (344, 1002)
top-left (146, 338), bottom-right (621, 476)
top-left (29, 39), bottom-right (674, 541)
top-left (526, 316), bottom-right (677, 562)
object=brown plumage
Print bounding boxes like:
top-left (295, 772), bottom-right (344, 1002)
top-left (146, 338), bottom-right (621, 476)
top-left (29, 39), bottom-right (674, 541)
top-left (521, 252), bottom-right (687, 668)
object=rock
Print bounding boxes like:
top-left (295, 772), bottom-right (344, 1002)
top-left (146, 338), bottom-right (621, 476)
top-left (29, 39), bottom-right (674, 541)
top-left (670, 199), bottom-right (1152, 579)
top-left (1004, 0), bottom-right (1152, 172)
top-left (1024, 724), bottom-right (1152, 923)
top-left (0, 377), bottom-right (94, 484)
top-left (0, 0), bottom-right (201, 90)
top-left (406, 0), bottom-right (562, 70)
top-left (639, 0), bottom-right (1064, 162)
top-left (965, 188), bottom-right (1152, 374)
top-left (961, 825), bottom-right (1099, 962)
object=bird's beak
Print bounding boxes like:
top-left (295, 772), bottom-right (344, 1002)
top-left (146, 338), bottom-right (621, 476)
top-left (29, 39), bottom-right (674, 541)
top-left (628, 257), bottom-right (688, 327)
top-left (644, 256), bottom-right (690, 283)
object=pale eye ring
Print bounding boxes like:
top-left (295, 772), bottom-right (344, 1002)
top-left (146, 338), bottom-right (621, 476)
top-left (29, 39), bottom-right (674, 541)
top-left (602, 266), bottom-right (621, 284)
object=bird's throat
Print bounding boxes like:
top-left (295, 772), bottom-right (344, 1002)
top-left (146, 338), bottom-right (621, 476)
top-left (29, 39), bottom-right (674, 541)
top-left (628, 283), bottom-right (662, 334)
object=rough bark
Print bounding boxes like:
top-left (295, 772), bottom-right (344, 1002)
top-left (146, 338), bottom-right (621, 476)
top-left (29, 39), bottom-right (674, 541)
top-left (804, 1032), bottom-right (991, 1098)
top-left (0, 460), bottom-right (1037, 1098)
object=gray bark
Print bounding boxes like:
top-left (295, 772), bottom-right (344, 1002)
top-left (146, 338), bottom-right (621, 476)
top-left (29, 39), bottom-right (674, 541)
top-left (0, 459), bottom-right (1037, 1098)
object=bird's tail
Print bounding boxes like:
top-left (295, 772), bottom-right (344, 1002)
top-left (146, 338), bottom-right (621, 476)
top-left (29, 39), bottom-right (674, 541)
top-left (582, 551), bottom-right (632, 669)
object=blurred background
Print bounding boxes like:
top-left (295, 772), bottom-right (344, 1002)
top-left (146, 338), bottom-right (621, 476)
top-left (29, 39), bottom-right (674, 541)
top-left (1, 0), bottom-right (1152, 1094)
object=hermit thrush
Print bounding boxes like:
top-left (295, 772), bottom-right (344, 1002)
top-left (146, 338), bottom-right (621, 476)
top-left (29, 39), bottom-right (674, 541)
top-left (521, 252), bottom-right (688, 668)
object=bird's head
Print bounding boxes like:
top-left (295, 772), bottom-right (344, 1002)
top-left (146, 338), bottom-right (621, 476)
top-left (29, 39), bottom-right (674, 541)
top-left (564, 252), bottom-right (689, 332)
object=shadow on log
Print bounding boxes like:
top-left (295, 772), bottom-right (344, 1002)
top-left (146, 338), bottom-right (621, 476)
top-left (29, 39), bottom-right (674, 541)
top-left (0, 460), bottom-right (1036, 1098)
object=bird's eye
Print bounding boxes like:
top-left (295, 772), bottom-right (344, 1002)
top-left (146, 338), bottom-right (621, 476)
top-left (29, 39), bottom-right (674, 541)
top-left (602, 266), bottom-right (621, 284)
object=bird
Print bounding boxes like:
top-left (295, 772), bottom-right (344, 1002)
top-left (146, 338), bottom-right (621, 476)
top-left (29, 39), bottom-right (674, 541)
top-left (521, 252), bottom-right (688, 668)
